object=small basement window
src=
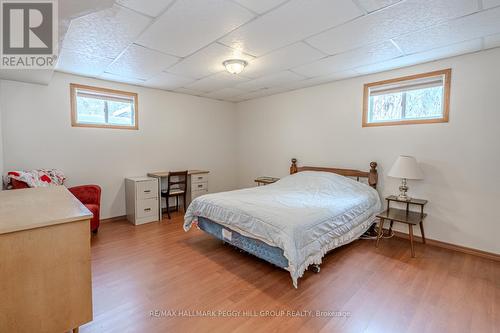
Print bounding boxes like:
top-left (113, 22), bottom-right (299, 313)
top-left (363, 69), bottom-right (451, 127)
top-left (70, 84), bottom-right (138, 130)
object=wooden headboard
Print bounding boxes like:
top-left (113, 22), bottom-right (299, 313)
top-left (289, 158), bottom-right (378, 189)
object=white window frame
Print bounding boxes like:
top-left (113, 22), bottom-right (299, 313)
top-left (362, 69), bottom-right (451, 127)
top-left (70, 83), bottom-right (139, 130)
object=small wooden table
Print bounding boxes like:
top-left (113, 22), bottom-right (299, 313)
top-left (376, 195), bottom-right (428, 257)
top-left (254, 177), bottom-right (280, 186)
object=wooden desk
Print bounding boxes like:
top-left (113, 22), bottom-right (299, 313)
top-left (147, 170), bottom-right (209, 220)
top-left (0, 186), bottom-right (93, 333)
top-left (148, 170), bottom-right (208, 178)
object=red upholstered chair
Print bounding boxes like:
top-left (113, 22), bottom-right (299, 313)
top-left (68, 185), bottom-right (102, 233)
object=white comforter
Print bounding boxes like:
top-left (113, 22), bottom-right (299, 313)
top-left (184, 171), bottom-right (381, 287)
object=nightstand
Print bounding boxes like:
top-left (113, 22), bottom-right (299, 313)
top-left (376, 195), bottom-right (428, 257)
top-left (254, 177), bottom-right (280, 186)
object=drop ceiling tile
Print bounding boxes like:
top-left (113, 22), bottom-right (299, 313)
top-left (173, 87), bottom-right (206, 96)
top-left (220, 0), bottom-right (362, 57)
top-left (393, 7), bottom-right (500, 54)
top-left (257, 80), bottom-right (312, 93)
top-left (355, 39), bottom-right (482, 74)
top-left (137, 0), bottom-right (255, 57)
top-left (306, 0), bottom-right (477, 55)
top-left (185, 72), bottom-right (250, 93)
top-left (56, 49), bottom-right (114, 76)
top-left (59, 0), bottom-right (114, 22)
top-left (293, 41), bottom-right (402, 77)
top-left (116, 0), bottom-right (175, 17)
top-left (256, 70), bottom-right (359, 94)
top-left (356, 0), bottom-right (402, 13)
top-left (100, 72), bottom-right (147, 86)
top-left (243, 42), bottom-right (325, 78)
top-left (204, 88), bottom-right (246, 100)
top-left (484, 33), bottom-right (500, 49)
top-left (289, 70), bottom-right (360, 87)
top-left (483, 0), bottom-right (500, 9)
top-left (233, 0), bottom-right (289, 14)
top-left (236, 90), bottom-right (281, 101)
top-left (63, 5), bottom-right (151, 59)
top-left (106, 44), bottom-right (180, 80)
top-left (236, 87), bottom-right (286, 101)
top-left (168, 43), bottom-right (254, 79)
top-left (235, 70), bottom-right (306, 90)
top-left (106, 44), bottom-right (179, 80)
top-left (145, 72), bottom-right (195, 90)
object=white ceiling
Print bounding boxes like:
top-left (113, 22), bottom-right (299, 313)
top-left (53, 0), bottom-right (500, 102)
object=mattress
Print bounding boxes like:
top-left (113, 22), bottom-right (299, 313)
top-left (184, 171), bottom-right (382, 287)
top-left (197, 217), bottom-right (289, 269)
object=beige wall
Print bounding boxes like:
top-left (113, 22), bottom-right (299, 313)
top-left (236, 48), bottom-right (500, 254)
top-left (0, 72), bottom-right (238, 218)
top-left (1, 49), bottom-right (499, 254)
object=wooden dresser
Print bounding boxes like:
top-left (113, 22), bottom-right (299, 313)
top-left (0, 186), bottom-right (93, 333)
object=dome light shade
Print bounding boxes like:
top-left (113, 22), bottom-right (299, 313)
top-left (223, 59), bottom-right (248, 74)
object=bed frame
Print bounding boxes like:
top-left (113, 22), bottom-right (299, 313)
top-left (196, 159), bottom-right (380, 282)
top-left (289, 158), bottom-right (378, 189)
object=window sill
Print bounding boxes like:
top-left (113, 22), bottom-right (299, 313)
top-left (362, 117), bottom-right (448, 127)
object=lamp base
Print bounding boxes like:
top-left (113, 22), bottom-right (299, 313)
top-left (397, 193), bottom-right (411, 201)
top-left (397, 178), bottom-right (411, 201)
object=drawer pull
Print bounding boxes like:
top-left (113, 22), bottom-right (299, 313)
top-left (198, 184), bottom-right (203, 188)
top-left (144, 208), bottom-right (152, 212)
top-left (197, 177), bottom-right (203, 180)
top-left (144, 190), bottom-right (151, 193)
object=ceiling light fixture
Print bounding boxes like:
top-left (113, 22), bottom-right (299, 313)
top-left (223, 59), bottom-right (248, 74)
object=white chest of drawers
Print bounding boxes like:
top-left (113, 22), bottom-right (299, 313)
top-left (189, 171), bottom-right (209, 203)
top-left (125, 177), bottom-right (159, 225)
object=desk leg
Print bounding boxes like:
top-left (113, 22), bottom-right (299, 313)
top-left (408, 224), bottom-right (415, 258)
top-left (388, 220), bottom-right (394, 235)
top-left (419, 222), bottom-right (426, 244)
top-left (376, 218), bottom-right (385, 247)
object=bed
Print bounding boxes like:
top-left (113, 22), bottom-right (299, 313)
top-left (184, 159), bottom-right (382, 287)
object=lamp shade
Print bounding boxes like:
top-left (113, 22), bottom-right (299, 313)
top-left (388, 155), bottom-right (423, 180)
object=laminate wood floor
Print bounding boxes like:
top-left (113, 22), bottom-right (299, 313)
top-left (81, 213), bottom-right (500, 333)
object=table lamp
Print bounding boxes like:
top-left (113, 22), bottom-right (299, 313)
top-left (388, 155), bottom-right (423, 201)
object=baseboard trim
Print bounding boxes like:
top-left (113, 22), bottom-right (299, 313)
top-left (389, 229), bottom-right (500, 262)
top-left (101, 215), bottom-right (126, 223)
